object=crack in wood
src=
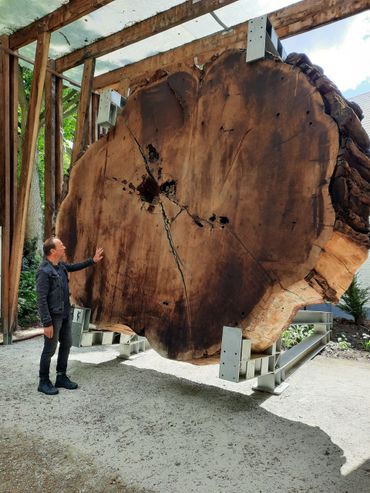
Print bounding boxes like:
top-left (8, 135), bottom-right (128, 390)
top-left (166, 79), bottom-right (186, 121)
top-left (223, 127), bottom-right (253, 187)
top-left (126, 124), bottom-right (156, 182)
top-left (171, 208), bottom-right (184, 224)
top-left (126, 124), bottom-right (217, 229)
top-left (160, 201), bottom-right (192, 329)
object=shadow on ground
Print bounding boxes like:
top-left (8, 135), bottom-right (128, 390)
top-left (0, 339), bottom-right (369, 492)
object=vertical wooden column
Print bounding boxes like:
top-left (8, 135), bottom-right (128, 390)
top-left (91, 93), bottom-right (99, 144)
top-left (9, 51), bottom-right (19, 242)
top-left (8, 31), bottom-right (50, 334)
top-left (71, 58), bottom-right (95, 164)
top-left (55, 77), bottom-right (63, 212)
top-left (86, 96), bottom-right (92, 147)
top-left (0, 36), bottom-right (11, 342)
top-left (44, 60), bottom-right (56, 238)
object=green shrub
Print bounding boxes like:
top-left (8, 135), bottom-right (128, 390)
top-left (363, 340), bottom-right (370, 352)
top-left (282, 324), bottom-right (314, 349)
top-left (338, 340), bottom-right (351, 350)
top-left (17, 238), bottom-right (41, 327)
top-left (338, 274), bottom-right (370, 325)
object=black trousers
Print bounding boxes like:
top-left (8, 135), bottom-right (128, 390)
top-left (39, 315), bottom-right (72, 380)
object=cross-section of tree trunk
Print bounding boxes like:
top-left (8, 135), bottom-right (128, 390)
top-left (57, 50), bottom-right (370, 360)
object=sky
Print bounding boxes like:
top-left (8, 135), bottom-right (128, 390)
top-left (281, 9), bottom-right (370, 99)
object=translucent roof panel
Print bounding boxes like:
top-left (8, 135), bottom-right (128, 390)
top-left (48, 0), bottom-right (186, 59)
top-left (214, 0), bottom-right (300, 26)
top-left (94, 13), bottom-right (222, 77)
top-left (1, 0), bottom-right (337, 89)
top-left (0, 0), bottom-right (66, 34)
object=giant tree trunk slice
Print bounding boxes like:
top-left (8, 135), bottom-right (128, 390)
top-left (57, 50), bottom-right (370, 360)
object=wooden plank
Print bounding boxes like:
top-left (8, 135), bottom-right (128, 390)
top-left (55, 0), bottom-right (240, 72)
top-left (9, 0), bottom-right (115, 50)
top-left (55, 76), bottom-right (63, 211)
top-left (93, 23), bottom-right (246, 92)
top-left (0, 36), bottom-right (11, 338)
top-left (91, 93), bottom-right (99, 144)
top-left (44, 61), bottom-right (56, 238)
top-left (269, 0), bottom-right (370, 38)
top-left (8, 32), bottom-right (50, 333)
top-left (93, 0), bottom-right (370, 91)
top-left (9, 53), bottom-right (19, 245)
top-left (71, 58), bottom-right (95, 165)
top-left (86, 96), bottom-right (92, 147)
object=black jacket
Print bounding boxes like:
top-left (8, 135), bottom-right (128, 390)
top-left (36, 258), bottom-right (94, 327)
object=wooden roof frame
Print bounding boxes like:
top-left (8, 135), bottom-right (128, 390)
top-left (55, 0), bottom-right (241, 73)
top-left (5, 0), bottom-right (370, 90)
top-left (7, 0), bottom-right (370, 75)
top-left (91, 0), bottom-right (370, 91)
top-left (9, 0), bottom-right (116, 50)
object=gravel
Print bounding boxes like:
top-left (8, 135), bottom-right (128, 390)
top-left (1, 337), bottom-right (370, 493)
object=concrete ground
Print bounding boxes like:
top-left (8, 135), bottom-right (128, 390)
top-left (0, 337), bottom-right (370, 493)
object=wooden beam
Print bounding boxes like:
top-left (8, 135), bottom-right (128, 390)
top-left (86, 97), bottom-right (92, 147)
top-left (9, 53), bottom-right (19, 244)
top-left (44, 61), bottom-right (56, 238)
top-left (0, 36), bottom-right (11, 340)
top-left (93, 0), bottom-right (370, 91)
top-left (56, 0), bottom-right (240, 73)
top-left (269, 0), bottom-right (370, 38)
top-left (55, 77), bottom-right (64, 211)
top-left (93, 22), bottom-right (247, 92)
top-left (71, 58), bottom-right (95, 164)
top-left (8, 32), bottom-right (50, 333)
top-left (2, 44), bottom-right (95, 92)
top-left (91, 93), bottom-right (99, 144)
top-left (9, 0), bottom-right (115, 50)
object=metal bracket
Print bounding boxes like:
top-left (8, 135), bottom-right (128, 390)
top-left (246, 15), bottom-right (286, 63)
top-left (71, 306), bottom-right (91, 347)
top-left (219, 310), bottom-right (332, 394)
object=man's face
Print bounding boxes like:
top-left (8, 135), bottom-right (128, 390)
top-left (52, 238), bottom-right (66, 261)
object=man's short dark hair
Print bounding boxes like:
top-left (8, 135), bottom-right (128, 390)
top-left (43, 237), bottom-right (56, 257)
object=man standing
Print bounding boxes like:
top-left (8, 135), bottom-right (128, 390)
top-left (36, 237), bottom-right (103, 395)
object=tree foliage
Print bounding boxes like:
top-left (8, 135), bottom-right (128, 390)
top-left (17, 65), bottom-right (79, 327)
top-left (18, 239), bottom-right (42, 326)
top-left (338, 274), bottom-right (370, 325)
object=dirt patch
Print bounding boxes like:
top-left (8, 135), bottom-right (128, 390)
top-left (0, 429), bottom-right (152, 493)
top-left (321, 319), bottom-right (370, 360)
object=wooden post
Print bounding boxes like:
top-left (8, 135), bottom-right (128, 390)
top-left (55, 76), bottom-right (63, 211)
top-left (86, 96), bottom-right (92, 147)
top-left (91, 93), bottom-right (99, 144)
top-left (9, 52), bottom-right (19, 245)
top-left (71, 58), bottom-right (95, 165)
top-left (8, 31), bottom-right (50, 334)
top-left (44, 60), bottom-right (56, 238)
top-left (0, 36), bottom-right (11, 342)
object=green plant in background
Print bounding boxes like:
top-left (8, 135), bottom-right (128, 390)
top-left (281, 324), bottom-right (315, 349)
top-left (338, 274), bottom-right (370, 325)
top-left (337, 339), bottom-right (351, 350)
top-left (18, 238), bottom-right (42, 327)
top-left (363, 340), bottom-right (370, 352)
top-left (16, 68), bottom-right (79, 327)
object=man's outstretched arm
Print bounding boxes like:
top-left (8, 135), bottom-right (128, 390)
top-left (64, 247), bottom-right (104, 272)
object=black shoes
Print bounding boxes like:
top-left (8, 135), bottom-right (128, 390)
top-left (38, 374), bottom-right (78, 394)
top-left (55, 373), bottom-right (78, 390)
top-left (38, 379), bottom-right (59, 395)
